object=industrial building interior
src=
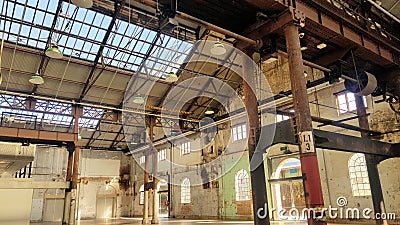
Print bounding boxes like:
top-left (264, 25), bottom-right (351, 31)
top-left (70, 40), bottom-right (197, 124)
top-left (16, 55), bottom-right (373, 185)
top-left (0, 0), bottom-right (399, 225)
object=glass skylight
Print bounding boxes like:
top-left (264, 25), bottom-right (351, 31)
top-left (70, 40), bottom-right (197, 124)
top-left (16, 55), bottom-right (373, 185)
top-left (1, 0), bottom-right (194, 78)
top-left (78, 106), bottom-right (104, 129)
top-left (144, 34), bottom-right (193, 78)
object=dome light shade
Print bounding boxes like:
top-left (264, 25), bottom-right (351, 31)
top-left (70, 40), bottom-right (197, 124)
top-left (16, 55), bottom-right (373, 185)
top-left (210, 42), bottom-right (226, 56)
top-left (133, 96), bottom-right (145, 104)
top-left (45, 45), bottom-right (63, 59)
top-left (205, 108), bottom-right (215, 115)
top-left (165, 72), bottom-right (179, 83)
top-left (29, 73), bottom-right (44, 85)
top-left (317, 42), bottom-right (327, 49)
top-left (71, 0), bottom-right (93, 8)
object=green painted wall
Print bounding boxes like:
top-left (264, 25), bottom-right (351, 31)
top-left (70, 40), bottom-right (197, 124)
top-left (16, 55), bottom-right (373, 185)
top-left (218, 151), bottom-right (252, 220)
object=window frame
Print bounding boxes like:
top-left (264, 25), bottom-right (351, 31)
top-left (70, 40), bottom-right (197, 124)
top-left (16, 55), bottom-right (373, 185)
top-left (158, 149), bottom-right (167, 161)
top-left (336, 92), bottom-right (367, 114)
top-left (235, 169), bottom-right (251, 201)
top-left (232, 124), bottom-right (247, 141)
top-left (181, 178), bottom-right (191, 204)
top-left (139, 184), bottom-right (145, 205)
top-left (180, 142), bottom-right (191, 155)
top-left (139, 156), bottom-right (145, 164)
top-left (348, 153), bottom-right (371, 197)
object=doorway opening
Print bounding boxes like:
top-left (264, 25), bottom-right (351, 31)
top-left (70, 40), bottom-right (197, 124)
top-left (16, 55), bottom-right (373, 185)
top-left (271, 158), bottom-right (305, 220)
top-left (96, 184), bottom-right (117, 219)
top-left (158, 179), bottom-right (169, 218)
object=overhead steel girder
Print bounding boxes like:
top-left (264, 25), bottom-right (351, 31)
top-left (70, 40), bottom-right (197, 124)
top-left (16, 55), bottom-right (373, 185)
top-left (266, 120), bottom-right (399, 157)
top-left (297, 0), bottom-right (400, 66)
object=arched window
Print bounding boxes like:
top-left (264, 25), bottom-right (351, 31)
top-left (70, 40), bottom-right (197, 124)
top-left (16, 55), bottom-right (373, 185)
top-left (139, 184), bottom-right (145, 205)
top-left (235, 169), bottom-right (250, 201)
top-left (348, 153), bottom-right (371, 196)
top-left (181, 178), bottom-right (191, 203)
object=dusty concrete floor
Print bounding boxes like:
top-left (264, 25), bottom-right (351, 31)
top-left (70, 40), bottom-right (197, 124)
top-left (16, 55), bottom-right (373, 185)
top-left (28, 218), bottom-right (308, 225)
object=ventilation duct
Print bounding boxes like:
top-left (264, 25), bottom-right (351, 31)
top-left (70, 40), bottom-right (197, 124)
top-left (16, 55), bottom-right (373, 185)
top-left (0, 143), bottom-right (35, 177)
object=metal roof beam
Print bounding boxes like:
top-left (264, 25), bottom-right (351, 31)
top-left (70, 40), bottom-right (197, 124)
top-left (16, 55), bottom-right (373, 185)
top-left (79, 0), bottom-right (125, 101)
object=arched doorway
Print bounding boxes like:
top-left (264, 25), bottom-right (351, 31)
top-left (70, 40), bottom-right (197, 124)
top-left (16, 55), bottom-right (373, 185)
top-left (157, 179), bottom-right (169, 218)
top-left (96, 184), bottom-right (117, 219)
top-left (271, 158), bottom-right (305, 220)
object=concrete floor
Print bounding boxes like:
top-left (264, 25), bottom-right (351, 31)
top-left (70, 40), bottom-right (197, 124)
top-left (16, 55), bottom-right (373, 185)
top-left (26, 218), bottom-right (376, 225)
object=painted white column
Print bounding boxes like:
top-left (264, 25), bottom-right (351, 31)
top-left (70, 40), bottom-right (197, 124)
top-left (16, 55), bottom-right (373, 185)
top-left (63, 191), bottom-right (71, 223)
top-left (151, 187), bottom-right (159, 224)
top-left (142, 190), bottom-right (150, 224)
top-left (68, 189), bottom-right (77, 225)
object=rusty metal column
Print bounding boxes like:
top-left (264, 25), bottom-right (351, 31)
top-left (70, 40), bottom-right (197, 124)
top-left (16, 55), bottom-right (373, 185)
top-left (355, 96), bottom-right (386, 225)
top-left (63, 148), bottom-right (74, 224)
top-left (143, 117), bottom-right (152, 224)
top-left (242, 51), bottom-right (270, 225)
top-left (150, 117), bottom-right (159, 224)
top-left (69, 146), bottom-right (80, 225)
top-left (284, 24), bottom-right (326, 225)
top-left (68, 105), bottom-right (82, 225)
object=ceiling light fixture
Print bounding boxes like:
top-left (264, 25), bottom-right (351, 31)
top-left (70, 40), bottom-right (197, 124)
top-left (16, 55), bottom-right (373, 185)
top-left (300, 40), bottom-right (308, 51)
top-left (317, 42), bottom-right (327, 49)
top-left (304, 71), bottom-right (308, 77)
top-left (133, 96), bottom-right (145, 104)
top-left (205, 108), bottom-right (215, 115)
top-left (71, 0), bottom-right (93, 8)
top-left (45, 44), bottom-right (63, 59)
top-left (165, 72), bottom-right (179, 83)
top-left (210, 41), bottom-right (226, 56)
top-left (29, 72), bottom-right (44, 85)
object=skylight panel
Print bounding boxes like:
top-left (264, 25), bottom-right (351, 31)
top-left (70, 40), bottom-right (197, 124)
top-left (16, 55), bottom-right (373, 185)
top-left (143, 34), bottom-right (192, 78)
top-left (1, 0), bottom-right (56, 50)
top-left (78, 106), bottom-right (104, 128)
top-left (54, 2), bottom-right (111, 61)
top-left (103, 19), bottom-right (157, 71)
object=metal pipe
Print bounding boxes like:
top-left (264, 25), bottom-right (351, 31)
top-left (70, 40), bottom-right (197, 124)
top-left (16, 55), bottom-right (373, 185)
top-left (366, 0), bottom-right (400, 25)
top-left (175, 11), bottom-right (259, 47)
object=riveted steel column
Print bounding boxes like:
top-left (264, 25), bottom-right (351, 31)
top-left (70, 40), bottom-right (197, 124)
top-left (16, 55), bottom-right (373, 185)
top-left (285, 24), bottom-right (326, 225)
top-left (150, 116), bottom-right (159, 224)
top-left (65, 106), bottom-right (82, 225)
top-left (355, 95), bottom-right (386, 225)
top-left (242, 51), bottom-right (270, 225)
top-left (143, 117), bottom-right (152, 224)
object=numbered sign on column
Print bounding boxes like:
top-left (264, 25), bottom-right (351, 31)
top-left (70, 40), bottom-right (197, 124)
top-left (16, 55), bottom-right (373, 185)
top-left (298, 131), bottom-right (315, 153)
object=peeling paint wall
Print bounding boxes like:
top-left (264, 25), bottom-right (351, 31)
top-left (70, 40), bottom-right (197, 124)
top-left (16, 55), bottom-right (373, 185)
top-left (30, 146), bottom-right (68, 222)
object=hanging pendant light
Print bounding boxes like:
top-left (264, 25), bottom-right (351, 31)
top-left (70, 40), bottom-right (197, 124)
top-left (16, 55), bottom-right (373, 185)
top-left (165, 72), bottom-right (179, 83)
top-left (71, 0), bottom-right (93, 8)
top-left (317, 42), bottom-right (327, 49)
top-left (210, 41), bottom-right (226, 56)
top-left (29, 72), bottom-right (44, 85)
top-left (133, 96), bottom-right (145, 104)
top-left (45, 44), bottom-right (63, 59)
top-left (205, 108), bottom-right (215, 115)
